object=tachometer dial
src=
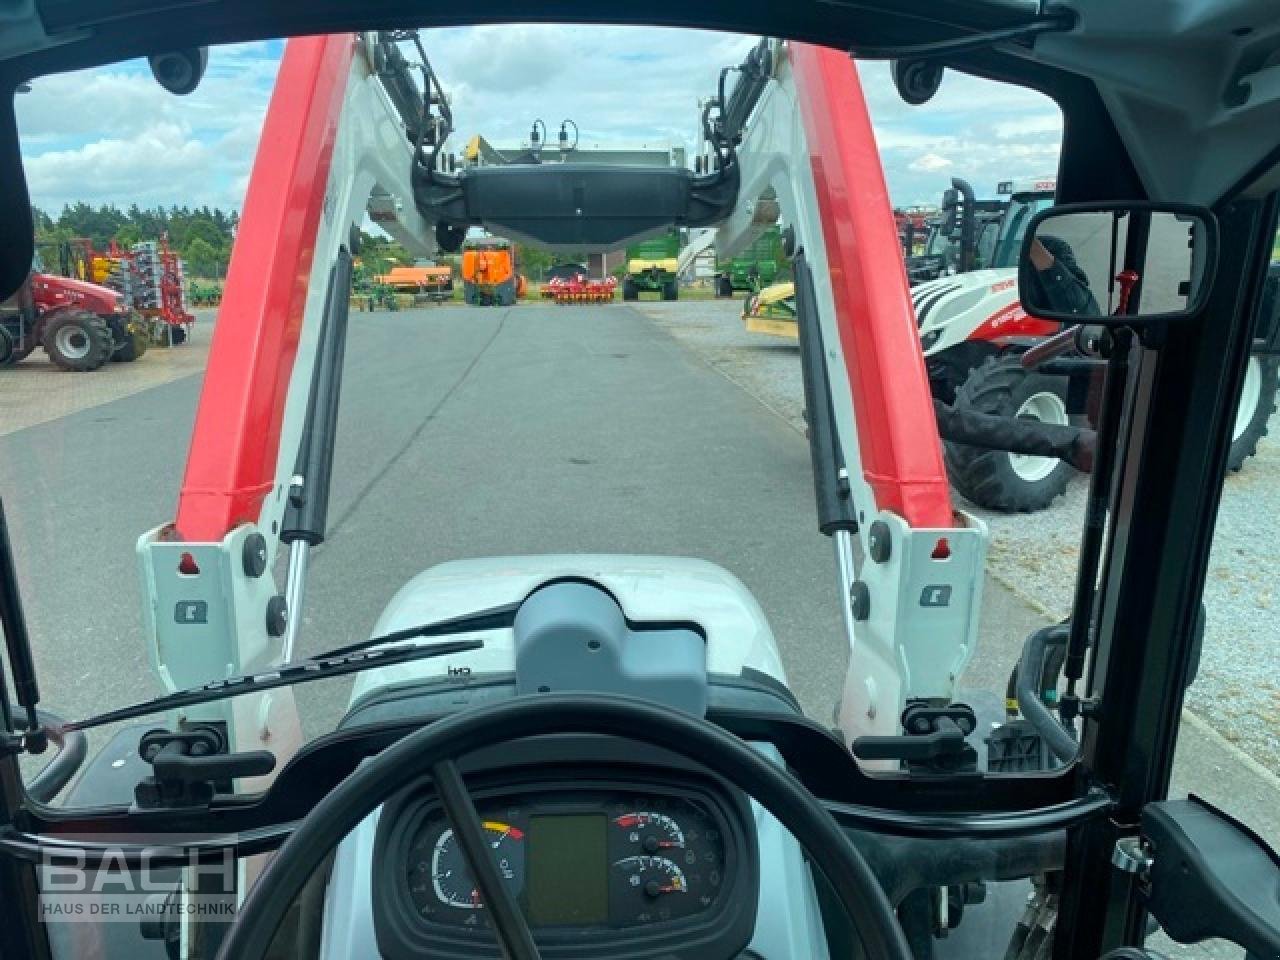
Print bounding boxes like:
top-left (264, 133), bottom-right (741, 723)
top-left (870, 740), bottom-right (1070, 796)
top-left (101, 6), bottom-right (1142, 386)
top-left (408, 820), bottom-right (525, 918)
top-left (613, 811), bottom-right (685, 853)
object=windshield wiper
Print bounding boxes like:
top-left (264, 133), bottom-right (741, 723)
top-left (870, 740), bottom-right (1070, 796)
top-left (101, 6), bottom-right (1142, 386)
top-left (66, 636), bottom-right (485, 734)
top-left (65, 600), bottom-right (519, 733)
top-left (317, 600), bottom-right (520, 659)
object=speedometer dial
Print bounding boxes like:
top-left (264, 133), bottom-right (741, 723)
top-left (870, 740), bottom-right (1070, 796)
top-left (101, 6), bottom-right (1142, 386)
top-left (408, 820), bottom-right (525, 921)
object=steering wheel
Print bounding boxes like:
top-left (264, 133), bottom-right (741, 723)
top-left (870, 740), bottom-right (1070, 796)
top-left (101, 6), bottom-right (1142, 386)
top-left (216, 693), bottom-right (913, 960)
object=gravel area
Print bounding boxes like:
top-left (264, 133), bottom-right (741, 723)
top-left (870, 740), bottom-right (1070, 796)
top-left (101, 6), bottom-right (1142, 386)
top-left (642, 298), bottom-right (1280, 776)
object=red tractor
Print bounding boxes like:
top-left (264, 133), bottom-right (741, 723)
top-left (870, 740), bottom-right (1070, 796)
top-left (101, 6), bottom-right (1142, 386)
top-left (0, 253), bottom-right (145, 371)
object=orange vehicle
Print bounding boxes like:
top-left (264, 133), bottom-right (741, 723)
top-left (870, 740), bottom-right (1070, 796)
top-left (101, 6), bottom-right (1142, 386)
top-left (460, 236), bottom-right (526, 306)
top-left (375, 262), bottom-right (453, 300)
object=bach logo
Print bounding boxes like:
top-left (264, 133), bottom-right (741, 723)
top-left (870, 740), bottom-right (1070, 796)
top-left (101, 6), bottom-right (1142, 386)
top-left (39, 837), bottom-right (238, 924)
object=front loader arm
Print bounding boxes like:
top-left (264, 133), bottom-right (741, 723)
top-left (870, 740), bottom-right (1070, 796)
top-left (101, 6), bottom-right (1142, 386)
top-left (717, 42), bottom-right (988, 748)
top-left (135, 33), bottom-right (440, 757)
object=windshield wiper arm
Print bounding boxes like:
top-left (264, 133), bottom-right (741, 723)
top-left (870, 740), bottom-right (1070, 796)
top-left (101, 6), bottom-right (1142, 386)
top-left (316, 600), bottom-right (520, 660)
top-left (65, 602), bottom-right (519, 733)
top-left (65, 637), bottom-right (484, 733)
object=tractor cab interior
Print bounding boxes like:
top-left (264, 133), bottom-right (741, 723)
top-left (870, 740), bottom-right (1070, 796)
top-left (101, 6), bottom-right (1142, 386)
top-left (1, 2), bottom-right (1280, 960)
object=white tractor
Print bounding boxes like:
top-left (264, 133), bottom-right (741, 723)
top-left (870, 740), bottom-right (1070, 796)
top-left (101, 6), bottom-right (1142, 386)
top-left (916, 176), bottom-right (1279, 511)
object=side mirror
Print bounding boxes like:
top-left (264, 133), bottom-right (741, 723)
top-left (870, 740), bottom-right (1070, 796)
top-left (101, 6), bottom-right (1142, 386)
top-left (1018, 203), bottom-right (1218, 324)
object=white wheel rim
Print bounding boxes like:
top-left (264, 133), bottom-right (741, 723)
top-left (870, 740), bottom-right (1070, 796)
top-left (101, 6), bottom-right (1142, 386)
top-left (1233, 357), bottom-right (1262, 443)
top-left (1009, 390), bottom-right (1069, 483)
top-left (55, 324), bottom-right (91, 360)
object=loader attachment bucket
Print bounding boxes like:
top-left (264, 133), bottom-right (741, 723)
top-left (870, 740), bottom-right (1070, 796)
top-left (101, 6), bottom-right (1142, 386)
top-left (414, 161), bottom-right (740, 250)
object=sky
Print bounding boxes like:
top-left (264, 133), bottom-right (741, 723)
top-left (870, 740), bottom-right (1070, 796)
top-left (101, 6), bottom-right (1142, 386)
top-left (15, 25), bottom-right (1062, 218)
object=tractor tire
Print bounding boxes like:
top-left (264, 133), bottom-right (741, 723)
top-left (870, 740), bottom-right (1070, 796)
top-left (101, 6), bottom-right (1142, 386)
top-left (1227, 355), bottom-right (1278, 471)
top-left (0, 327), bottom-right (31, 366)
top-left (622, 277), bottom-right (638, 301)
top-left (944, 356), bottom-right (1073, 513)
top-left (662, 280), bottom-right (678, 301)
top-left (41, 310), bottom-right (113, 372)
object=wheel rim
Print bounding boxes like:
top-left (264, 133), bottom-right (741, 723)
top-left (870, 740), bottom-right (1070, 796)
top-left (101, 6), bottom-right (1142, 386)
top-left (1233, 357), bottom-right (1262, 443)
top-left (55, 324), bottom-right (91, 360)
top-left (1009, 390), bottom-right (1069, 483)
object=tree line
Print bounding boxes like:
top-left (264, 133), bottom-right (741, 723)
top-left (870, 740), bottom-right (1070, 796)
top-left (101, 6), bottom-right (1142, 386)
top-left (31, 204), bottom-right (593, 282)
top-left (31, 203), bottom-right (239, 279)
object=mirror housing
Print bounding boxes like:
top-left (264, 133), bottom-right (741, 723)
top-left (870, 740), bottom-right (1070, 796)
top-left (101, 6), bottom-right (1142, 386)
top-left (1139, 796), bottom-right (1280, 958)
top-left (148, 47), bottom-right (208, 95)
top-left (1018, 202), bottom-right (1218, 324)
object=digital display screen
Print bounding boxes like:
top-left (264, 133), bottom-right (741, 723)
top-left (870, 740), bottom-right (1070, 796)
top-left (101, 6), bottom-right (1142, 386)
top-left (526, 814), bottom-right (608, 926)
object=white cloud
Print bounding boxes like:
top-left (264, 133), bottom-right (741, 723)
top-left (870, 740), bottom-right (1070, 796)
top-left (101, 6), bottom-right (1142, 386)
top-left (909, 153), bottom-right (953, 173)
top-left (994, 114), bottom-right (1063, 139)
top-left (856, 60), bottom-right (1062, 205)
top-left (17, 41), bottom-right (278, 213)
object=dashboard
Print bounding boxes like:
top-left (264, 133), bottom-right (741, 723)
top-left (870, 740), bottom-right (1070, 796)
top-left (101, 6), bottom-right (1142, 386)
top-left (370, 768), bottom-right (759, 959)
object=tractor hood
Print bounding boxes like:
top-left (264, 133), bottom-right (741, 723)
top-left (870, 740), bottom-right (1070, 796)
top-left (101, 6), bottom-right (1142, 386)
top-left (912, 268), bottom-right (1016, 333)
top-left (348, 554), bottom-right (788, 705)
top-left (32, 273), bottom-right (124, 312)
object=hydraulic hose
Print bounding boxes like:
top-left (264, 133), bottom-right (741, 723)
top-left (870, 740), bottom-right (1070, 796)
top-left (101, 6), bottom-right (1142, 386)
top-left (12, 706), bottom-right (87, 804)
top-left (1016, 624), bottom-right (1077, 764)
top-left (934, 399), bottom-right (1096, 472)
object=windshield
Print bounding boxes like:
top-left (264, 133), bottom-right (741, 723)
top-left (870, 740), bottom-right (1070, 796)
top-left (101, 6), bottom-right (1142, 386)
top-left (975, 218), bottom-right (1000, 269)
top-left (993, 194), bottom-right (1054, 268)
top-left (4, 28), bottom-right (1276, 852)
top-left (923, 223), bottom-right (954, 259)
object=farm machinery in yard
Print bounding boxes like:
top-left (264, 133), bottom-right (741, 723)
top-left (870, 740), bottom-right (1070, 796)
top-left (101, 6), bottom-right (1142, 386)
top-left (0, 251), bottom-right (147, 370)
top-left (2, 9), bottom-right (1280, 960)
top-left (460, 235), bottom-right (526, 305)
top-left (622, 230), bottom-right (680, 300)
top-left (376, 261), bottom-right (453, 302)
top-left (904, 179), bottom-right (1007, 286)
top-left (913, 176), bottom-right (1280, 511)
top-left (124, 237), bottom-right (196, 345)
top-left (713, 222), bottom-right (783, 297)
top-left (545, 272), bottom-right (617, 304)
top-left (749, 174), bottom-right (1279, 511)
top-left (43, 235), bottom-right (197, 347)
top-left (894, 205), bottom-right (937, 256)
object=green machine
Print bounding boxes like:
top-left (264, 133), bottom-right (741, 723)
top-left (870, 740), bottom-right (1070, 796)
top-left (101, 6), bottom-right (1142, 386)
top-left (714, 224), bottom-right (783, 298)
top-left (622, 230), bottom-right (680, 301)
